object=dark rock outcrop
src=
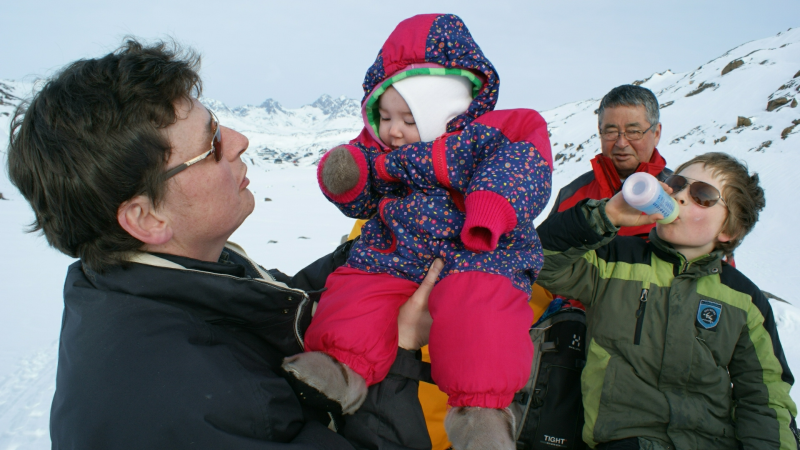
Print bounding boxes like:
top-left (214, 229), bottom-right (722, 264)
top-left (767, 97), bottom-right (790, 111)
top-left (721, 59), bottom-right (744, 75)
top-left (0, 82), bottom-right (20, 106)
top-left (752, 140), bottom-right (772, 152)
top-left (686, 82), bottom-right (717, 97)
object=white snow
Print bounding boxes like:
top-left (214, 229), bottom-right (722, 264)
top-left (1, 28), bottom-right (800, 448)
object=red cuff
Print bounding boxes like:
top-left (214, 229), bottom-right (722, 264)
top-left (460, 191), bottom-right (518, 253)
top-left (317, 145), bottom-right (369, 204)
top-left (375, 153), bottom-right (400, 183)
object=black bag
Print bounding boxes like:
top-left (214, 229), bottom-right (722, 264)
top-left (512, 306), bottom-right (587, 450)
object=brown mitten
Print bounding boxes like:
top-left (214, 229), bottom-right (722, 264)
top-left (282, 352), bottom-right (368, 415)
top-left (445, 406), bottom-right (516, 450)
top-left (321, 146), bottom-right (362, 195)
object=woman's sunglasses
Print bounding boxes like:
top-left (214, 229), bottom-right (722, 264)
top-left (164, 110), bottom-right (223, 179)
top-left (664, 174), bottom-right (727, 208)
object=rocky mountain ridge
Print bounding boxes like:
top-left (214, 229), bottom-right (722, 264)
top-left (201, 94), bottom-right (362, 167)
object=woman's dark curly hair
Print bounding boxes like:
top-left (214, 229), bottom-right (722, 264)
top-left (7, 39), bottom-right (201, 272)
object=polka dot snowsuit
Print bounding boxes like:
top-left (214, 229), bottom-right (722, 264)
top-left (307, 13), bottom-right (553, 408)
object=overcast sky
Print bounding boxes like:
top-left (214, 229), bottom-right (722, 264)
top-left (3, 1), bottom-right (798, 111)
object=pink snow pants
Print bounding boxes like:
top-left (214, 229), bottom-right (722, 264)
top-left (304, 266), bottom-right (533, 408)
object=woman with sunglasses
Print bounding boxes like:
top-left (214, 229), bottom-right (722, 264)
top-left (535, 152), bottom-right (798, 450)
top-left (8, 40), bottom-right (438, 450)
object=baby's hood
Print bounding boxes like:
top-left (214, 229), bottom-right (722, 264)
top-left (361, 14), bottom-right (499, 148)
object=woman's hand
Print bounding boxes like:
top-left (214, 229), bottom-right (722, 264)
top-left (397, 259), bottom-right (443, 350)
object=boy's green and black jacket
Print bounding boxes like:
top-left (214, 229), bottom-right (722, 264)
top-left (536, 199), bottom-right (799, 450)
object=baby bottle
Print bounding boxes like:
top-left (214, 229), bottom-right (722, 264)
top-left (621, 172), bottom-right (679, 224)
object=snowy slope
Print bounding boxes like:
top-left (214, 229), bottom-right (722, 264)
top-left (1, 28), bottom-right (799, 449)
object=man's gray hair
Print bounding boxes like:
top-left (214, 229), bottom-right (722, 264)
top-left (597, 84), bottom-right (660, 128)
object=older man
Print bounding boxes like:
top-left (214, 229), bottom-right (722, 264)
top-left (7, 40), bottom-right (435, 449)
top-left (548, 84), bottom-right (671, 238)
top-left (531, 85), bottom-right (671, 316)
top-left (522, 85), bottom-right (673, 446)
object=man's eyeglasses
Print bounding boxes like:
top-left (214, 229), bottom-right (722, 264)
top-left (600, 123), bottom-right (657, 142)
top-left (665, 174), bottom-right (727, 208)
top-left (164, 110), bottom-right (223, 179)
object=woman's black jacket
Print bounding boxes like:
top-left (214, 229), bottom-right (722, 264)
top-left (50, 241), bottom-right (430, 449)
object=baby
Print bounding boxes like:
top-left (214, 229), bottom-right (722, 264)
top-left (283, 14), bottom-right (552, 447)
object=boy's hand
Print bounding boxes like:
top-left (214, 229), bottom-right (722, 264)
top-left (605, 181), bottom-right (673, 227)
top-left (397, 259), bottom-right (443, 350)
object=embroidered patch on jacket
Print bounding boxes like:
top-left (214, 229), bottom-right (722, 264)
top-left (696, 299), bottom-right (722, 331)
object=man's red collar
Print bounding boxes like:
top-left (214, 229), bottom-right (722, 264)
top-left (590, 149), bottom-right (667, 197)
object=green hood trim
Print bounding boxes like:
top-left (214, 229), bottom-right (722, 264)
top-left (364, 68), bottom-right (483, 142)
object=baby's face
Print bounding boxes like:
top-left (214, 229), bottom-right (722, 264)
top-left (378, 86), bottom-right (420, 150)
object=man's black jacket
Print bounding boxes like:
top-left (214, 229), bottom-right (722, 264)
top-left (50, 242), bottom-right (430, 449)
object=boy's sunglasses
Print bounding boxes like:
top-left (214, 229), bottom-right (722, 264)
top-left (164, 110), bottom-right (223, 179)
top-left (664, 174), bottom-right (727, 208)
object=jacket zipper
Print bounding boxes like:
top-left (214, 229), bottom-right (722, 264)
top-left (633, 288), bottom-right (649, 345)
top-left (293, 293), bottom-right (311, 349)
top-left (678, 253), bottom-right (690, 274)
top-left (133, 248), bottom-right (312, 352)
top-left (431, 134), bottom-right (466, 212)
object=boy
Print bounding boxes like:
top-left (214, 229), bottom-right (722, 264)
top-left (283, 13), bottom-right (552, 448)
top-left (536, 152), bottom-right (799, 449)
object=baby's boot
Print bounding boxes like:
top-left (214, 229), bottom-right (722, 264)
top-left (281, 351), bottom-right (367, 415)
top-left (445, 406), bottom-right (516, 450)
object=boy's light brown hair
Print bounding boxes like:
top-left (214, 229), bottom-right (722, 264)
top-left (674, 152), bottom-right (765, 256)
